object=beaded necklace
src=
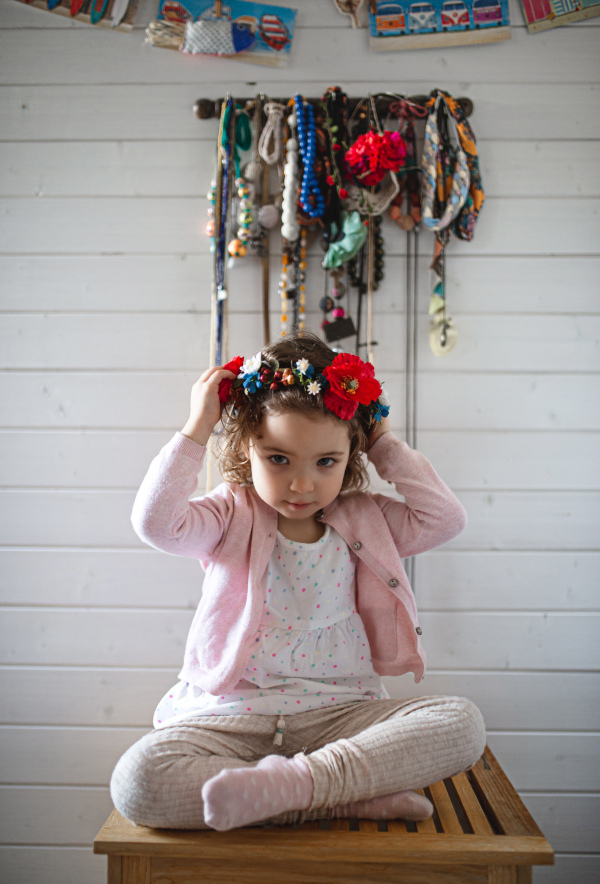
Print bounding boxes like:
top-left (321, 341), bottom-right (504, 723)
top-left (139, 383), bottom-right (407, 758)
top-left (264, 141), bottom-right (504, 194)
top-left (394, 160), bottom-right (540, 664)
top-left (215, 97), bottom-right (235, 366)
top-left (294, 94), bottom-right (325, 220)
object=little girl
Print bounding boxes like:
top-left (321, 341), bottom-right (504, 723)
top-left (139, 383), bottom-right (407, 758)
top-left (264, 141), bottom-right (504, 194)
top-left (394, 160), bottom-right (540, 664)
top-left (110, 331), bottom-right (485, 831)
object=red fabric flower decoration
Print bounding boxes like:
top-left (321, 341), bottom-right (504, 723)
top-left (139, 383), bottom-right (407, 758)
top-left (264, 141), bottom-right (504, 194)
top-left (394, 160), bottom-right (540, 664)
top-left (218, 355), bottom-right (244, 403)
top-left (326, 174), bottom-right (335, 187)
top-left (322, 353), bottom-right (382, 420)
top-left (345, 130), bottom-right (407, 187)
top-left (338, 187), bottom-right (349, 200)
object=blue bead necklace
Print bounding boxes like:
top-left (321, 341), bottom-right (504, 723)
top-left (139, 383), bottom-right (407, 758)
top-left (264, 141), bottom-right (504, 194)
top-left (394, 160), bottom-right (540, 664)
top-left (294, 93), bottom-right (325, 219)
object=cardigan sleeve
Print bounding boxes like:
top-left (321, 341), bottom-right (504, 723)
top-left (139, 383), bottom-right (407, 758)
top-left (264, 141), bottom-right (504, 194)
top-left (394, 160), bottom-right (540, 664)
top-left (131, 432), bottom-right (234, 561)
top-left (366, 432), bottom-right (467, 558)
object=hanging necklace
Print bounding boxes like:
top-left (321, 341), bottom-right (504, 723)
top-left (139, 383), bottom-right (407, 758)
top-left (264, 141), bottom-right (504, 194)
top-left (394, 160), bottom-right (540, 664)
top-left (294, 94), bottom-right (325, 220)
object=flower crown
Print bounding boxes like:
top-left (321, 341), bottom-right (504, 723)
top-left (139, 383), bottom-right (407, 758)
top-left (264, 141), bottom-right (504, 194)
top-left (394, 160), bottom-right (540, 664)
top-left (218, 351), bottom-right (390, 424)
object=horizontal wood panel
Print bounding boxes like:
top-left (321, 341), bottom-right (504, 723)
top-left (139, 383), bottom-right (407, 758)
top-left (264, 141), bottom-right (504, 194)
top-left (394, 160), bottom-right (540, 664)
top-left (534, 855), bottom-right (600, 884)
top-left (2, 140), bottom-right (598, 199)
top-left (0, 21), bottom-right (600, 86)
top-left (453, 490), bottom-right (600, 551)
top-left (415, 551), bottom-right (600, 610)
top-left (3, 430), bottom-right (598, 492)
top-left (422, 611), bottom-right (600, 671)
top-left (0, 666), bottom-right (179, 727)
top-left (389, 671), bottom-right (600, 731)
top-left (2, 488), bottom-right (598, 549)
top-left (2, 313), bottom-right (598, 373)
top-left (2, 547), bottom-right (598, 610)
top-left (417, 432), bottom-right (600, 492)
top-left (0, 725), bottom-right (145, 786)
top-left (521, 794), bottom-right (600, 854)
top-left (2, 255), bottom-right (599, 314)
top-left (1, 372), bottom-right (598, 431)
top-left (4, 666), bottom-right (598, 731)
top-left (2, 84), bottom-right (600, 141)
top-left (487, 732), bottom-right (600, 792)
top-left (1, 609), bottom-right (597, 669)
top-left (1, 25), bottom-right (599, 86)
top-left (0, 785), bottom-right (113, 845)
top-left (0, 609), bottom-right (192, 667)
top-left (1, 725), bottom-right (597, 791)
top-left (0, 547), bottom-right (203, 607)
top-left (2, 197), bottom-right (599, 255)
top-left (0, 847), bottom-right (106, 884)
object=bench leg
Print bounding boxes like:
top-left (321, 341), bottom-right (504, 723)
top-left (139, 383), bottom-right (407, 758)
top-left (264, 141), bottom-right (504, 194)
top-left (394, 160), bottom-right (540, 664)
top-left (487, 867), bottom-right (532, 884)
top-left (107, 855), bottom-right (151, 884)
top-left (107, 856), bottom-right (121, 884)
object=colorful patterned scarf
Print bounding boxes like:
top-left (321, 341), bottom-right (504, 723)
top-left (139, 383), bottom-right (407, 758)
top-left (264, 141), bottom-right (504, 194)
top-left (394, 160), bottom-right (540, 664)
top-left (422, 90), bottom-right (485, 242)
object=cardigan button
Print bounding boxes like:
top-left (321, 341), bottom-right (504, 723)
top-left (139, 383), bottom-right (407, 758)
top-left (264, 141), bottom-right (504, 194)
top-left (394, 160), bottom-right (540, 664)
top-left (416, 626), bottom-right (423, 635)
top-left (389, 578), bottom-right (398, 587)
top-left (353, 541), bottom-right (362, 550)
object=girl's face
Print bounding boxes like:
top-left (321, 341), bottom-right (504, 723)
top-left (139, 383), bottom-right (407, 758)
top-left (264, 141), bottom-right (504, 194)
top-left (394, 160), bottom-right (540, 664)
top-left (248, 410), bottom-right (351, 542)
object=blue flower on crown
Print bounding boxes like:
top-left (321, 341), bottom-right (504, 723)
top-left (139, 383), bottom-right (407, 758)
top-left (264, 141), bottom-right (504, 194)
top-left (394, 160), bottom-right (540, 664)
top-left (372, 391), bottom-right (391, 423)
top-left (239, 352), bottom-right (263, 394)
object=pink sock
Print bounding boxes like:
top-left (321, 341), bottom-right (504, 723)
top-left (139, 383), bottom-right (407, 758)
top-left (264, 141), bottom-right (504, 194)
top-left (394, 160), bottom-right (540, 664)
top-left (332, 790), bottom-right (433, 821)
top-left (201, 755), bottom-right (314, 831)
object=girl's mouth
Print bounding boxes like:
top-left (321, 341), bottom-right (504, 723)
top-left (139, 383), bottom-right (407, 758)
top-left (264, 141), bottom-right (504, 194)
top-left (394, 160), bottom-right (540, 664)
top-left (286, 501), bottom-right (311, 510)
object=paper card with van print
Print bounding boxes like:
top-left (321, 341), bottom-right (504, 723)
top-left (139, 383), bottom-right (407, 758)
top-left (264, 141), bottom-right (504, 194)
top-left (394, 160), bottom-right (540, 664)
top-left (12, 0), bottom-right (140, 31)
top-left (368, 0), bottom-right (511, 49)
top-left (520, 0), bottom-right (599, 32)
top-left (158, 0), bottom-right (297, 64)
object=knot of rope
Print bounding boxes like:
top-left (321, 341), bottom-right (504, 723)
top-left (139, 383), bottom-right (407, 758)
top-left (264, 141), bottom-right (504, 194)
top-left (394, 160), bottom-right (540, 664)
top-left (388, 98), bottom-right (428, 121)
top-left (258, 102), bottom-right (286, 165)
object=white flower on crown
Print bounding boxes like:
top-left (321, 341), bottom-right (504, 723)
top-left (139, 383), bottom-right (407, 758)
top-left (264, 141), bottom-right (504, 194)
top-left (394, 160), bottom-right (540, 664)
top-left (240, 352), bottom-right (262, 376)
top-left (307, 380), bottom-right (321, 395)
top-left (295, 358), bottom-right (311, 375)
top-left (378, 388), bottom-right (390, 406)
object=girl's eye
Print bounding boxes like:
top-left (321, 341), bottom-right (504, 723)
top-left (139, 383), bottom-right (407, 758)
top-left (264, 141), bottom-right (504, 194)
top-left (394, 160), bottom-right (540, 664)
top-left (317, 457), bottom-right (336, 468)
top-left (269, 454), bottom-right (288, 465)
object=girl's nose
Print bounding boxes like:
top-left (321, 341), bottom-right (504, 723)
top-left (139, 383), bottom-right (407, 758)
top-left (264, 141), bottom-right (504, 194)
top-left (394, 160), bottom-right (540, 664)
top-left (290, 472), bottom-right (314, 493)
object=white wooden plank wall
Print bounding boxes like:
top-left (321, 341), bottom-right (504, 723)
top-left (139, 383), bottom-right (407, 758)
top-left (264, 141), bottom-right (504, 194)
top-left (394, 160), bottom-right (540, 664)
top-left (1, 0), bottom-right (599, 880)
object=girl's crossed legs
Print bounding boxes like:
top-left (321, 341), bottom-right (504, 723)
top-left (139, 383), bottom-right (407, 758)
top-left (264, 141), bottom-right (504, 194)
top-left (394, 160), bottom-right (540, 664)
top-left (110, 695), bottom-right (485, 831)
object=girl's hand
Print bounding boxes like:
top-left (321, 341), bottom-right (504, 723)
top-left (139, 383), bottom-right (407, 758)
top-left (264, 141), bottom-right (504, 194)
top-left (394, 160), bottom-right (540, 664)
top-left (180, 366), bottom-right (237, 447)
top-left (366, 414), bottom-right (391, 450)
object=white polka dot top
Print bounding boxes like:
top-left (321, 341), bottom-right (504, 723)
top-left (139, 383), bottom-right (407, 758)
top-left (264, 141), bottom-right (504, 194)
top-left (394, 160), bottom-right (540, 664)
top-left (153, 525), bottom-right (389, 727)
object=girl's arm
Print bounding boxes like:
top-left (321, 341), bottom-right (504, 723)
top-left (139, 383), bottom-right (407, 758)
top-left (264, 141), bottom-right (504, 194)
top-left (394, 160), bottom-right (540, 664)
top-left (131, 366), bottom-right (237, 560)
top-left (366, 421), bottom-right (467, 558)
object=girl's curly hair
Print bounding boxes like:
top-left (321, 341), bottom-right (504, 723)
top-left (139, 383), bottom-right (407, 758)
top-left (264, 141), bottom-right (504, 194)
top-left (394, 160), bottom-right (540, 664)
top-left (214, 331), bottom-right (372, 494)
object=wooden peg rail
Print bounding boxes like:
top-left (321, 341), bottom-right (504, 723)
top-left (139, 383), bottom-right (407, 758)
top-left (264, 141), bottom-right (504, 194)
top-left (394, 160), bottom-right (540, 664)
top-left (193, 94), bottom-right (474, 120)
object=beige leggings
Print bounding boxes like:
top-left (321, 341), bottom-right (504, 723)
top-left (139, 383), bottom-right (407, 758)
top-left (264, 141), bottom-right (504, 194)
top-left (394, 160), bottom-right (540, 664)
top-left (110, 695), bottom-right (486, 829)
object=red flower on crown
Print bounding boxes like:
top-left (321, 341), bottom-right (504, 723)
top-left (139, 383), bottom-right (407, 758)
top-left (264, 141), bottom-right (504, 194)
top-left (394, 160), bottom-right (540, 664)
top-left (322, 353), bottom-right (382, 420)
top-left (218, 355), bottom-right (244, 403)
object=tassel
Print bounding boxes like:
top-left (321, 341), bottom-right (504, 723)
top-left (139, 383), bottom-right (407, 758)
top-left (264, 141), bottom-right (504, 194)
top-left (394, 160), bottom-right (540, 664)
top-left (273, 716), bottom-right (285, 746)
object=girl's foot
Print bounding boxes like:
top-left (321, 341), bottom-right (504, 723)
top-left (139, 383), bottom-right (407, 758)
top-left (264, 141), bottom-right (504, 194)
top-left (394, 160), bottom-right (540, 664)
top-left (332, 790), bottom-right (433, 821)
top-left (201, 754), bottom-right (313, 831)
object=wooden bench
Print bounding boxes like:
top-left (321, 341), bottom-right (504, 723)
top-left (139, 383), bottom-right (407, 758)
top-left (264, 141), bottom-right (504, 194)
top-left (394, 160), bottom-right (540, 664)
top-left (94, 745), bottom-right (553, 884)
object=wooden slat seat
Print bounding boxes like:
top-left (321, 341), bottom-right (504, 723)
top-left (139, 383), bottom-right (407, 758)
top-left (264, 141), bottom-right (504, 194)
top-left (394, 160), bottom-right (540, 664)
top-left (94, 745), bottom-right (553, 884)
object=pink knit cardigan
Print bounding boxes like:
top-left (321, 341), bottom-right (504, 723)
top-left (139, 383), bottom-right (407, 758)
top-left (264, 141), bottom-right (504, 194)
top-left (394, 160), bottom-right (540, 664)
top-left (132, 431), bottom-right (467, 695)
